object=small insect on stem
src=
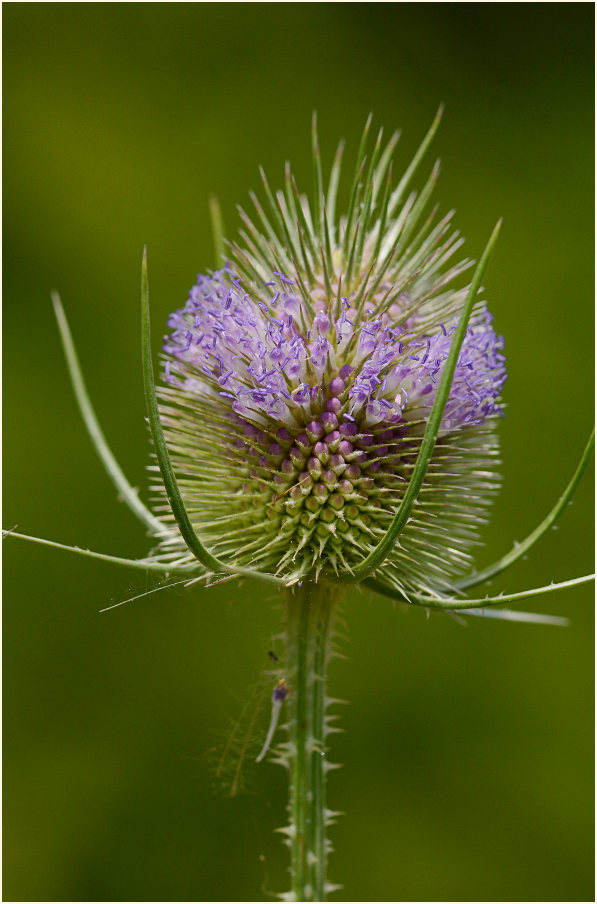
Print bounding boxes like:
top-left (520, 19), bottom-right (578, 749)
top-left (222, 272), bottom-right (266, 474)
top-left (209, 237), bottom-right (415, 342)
top-left (256, 678), bottom-right (290, 763)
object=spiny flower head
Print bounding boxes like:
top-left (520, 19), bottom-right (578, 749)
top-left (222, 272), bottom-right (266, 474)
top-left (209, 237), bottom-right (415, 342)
top-left (153, 113), bottom-right (506, 594)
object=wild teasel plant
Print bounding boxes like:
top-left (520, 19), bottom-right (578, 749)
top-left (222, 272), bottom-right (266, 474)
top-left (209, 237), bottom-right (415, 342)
top-left (5, 109), bottom-right (594, 902)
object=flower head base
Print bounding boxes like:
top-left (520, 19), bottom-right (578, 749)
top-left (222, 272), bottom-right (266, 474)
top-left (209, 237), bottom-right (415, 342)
top-left (152, 114), bottom-right (506, 593)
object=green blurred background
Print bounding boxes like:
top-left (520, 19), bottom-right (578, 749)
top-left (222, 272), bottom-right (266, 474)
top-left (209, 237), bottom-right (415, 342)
top-left (3, 4), bottom-right (594, 902)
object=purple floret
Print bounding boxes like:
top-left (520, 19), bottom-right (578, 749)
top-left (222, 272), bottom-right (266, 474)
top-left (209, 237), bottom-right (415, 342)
top-left (163, 268), bottom-right (506, 434)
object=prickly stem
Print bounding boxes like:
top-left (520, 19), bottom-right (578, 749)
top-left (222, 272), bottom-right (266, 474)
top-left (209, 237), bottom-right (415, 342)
top-left (285, 581), bottom-right (338, 901)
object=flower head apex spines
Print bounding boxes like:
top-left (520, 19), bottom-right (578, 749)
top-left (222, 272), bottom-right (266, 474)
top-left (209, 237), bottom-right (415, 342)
top-left (154, 115), bottom-right (507, 594)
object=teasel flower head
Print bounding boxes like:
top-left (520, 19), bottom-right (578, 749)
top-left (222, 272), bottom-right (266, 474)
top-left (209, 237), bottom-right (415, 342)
top-left (152, 111), bottom-right (507, 596)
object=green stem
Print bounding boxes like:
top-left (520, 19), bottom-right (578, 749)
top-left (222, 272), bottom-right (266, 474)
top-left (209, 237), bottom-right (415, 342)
top-left (285, 581), bottom-right (337, 902)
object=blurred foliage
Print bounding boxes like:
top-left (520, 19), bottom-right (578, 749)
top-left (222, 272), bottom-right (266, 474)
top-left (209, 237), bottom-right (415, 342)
top-left (3, 5), bottom-right (594, 902)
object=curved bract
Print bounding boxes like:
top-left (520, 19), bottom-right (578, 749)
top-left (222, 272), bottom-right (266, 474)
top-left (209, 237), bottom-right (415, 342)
top-left (51, 290), bottom-right (164, 537)
top-left (141, 250), bottom-right (287, 589)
